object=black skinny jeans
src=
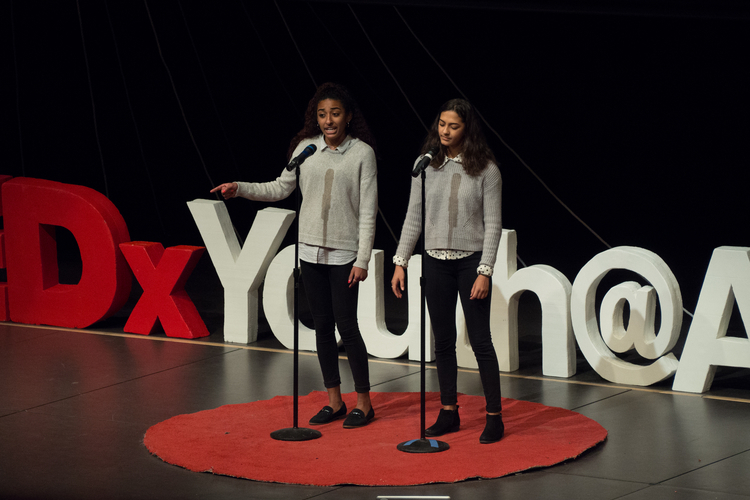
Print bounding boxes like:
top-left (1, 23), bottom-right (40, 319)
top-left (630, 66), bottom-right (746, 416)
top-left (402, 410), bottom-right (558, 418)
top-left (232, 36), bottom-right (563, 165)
top-left (300, 260), bottom-right (371, 394)
top-left (424, 253), bottom-right (502, 413)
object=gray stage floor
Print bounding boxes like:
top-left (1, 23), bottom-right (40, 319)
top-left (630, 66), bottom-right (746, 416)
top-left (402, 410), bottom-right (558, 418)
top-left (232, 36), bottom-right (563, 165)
top-left (1, 317), bottom-right (749, 500)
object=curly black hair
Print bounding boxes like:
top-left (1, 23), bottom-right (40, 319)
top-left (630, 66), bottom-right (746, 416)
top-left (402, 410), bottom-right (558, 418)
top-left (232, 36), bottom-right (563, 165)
top-left (288, 82), bottom-right (376, 159)
top-left (420, 98), bottom-right (496, 176)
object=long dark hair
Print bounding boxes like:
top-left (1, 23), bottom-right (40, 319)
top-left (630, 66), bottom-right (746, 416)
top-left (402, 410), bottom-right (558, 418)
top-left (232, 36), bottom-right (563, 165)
top-left (420, 98), bottom-right (496, 176)
top-left (287, 82), bottom-right (376, 159)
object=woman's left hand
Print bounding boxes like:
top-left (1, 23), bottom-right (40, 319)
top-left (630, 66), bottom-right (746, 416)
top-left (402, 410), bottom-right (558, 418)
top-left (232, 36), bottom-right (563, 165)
top-left (470, 274), bottom-right (490, 300)
top-left (349, 266), bottom-right (368, 288)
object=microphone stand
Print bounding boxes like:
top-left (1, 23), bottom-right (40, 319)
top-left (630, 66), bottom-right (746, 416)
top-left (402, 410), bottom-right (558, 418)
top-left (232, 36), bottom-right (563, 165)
top-left (271, 161), bottom-right (322, 442)
top-left (397, 160), bottom-right (449, 453)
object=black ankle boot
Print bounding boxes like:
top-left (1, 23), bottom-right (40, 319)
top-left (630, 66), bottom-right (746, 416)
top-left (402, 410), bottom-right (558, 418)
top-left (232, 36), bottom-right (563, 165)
top-left (479, 413), bottom-right (504, 444)
top-left (425, 407), bottom-right (460, 437)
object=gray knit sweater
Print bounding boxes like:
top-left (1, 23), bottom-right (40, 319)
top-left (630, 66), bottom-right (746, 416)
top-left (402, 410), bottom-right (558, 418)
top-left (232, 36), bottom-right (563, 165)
top-left (395, 156), bottom-right (502, 269)
top-left (235, 135), bottom-right (378, 270)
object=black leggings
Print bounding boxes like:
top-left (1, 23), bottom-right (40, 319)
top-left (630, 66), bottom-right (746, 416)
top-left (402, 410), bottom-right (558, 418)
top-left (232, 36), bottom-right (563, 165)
top-left (300, 260), bottom-right (370, 393)
top-left (424, 253), bottom-right (502, 413)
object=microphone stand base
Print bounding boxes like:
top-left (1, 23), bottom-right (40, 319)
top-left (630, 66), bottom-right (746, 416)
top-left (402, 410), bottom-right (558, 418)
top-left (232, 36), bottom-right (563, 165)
top-left (397, 438), bottom-right (450, 453)
top-left (270, 427), bottom-right (322, 441)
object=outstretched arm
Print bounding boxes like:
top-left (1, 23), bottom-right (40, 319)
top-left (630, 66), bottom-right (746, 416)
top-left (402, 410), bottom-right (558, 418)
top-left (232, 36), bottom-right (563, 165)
top-left (210, 182), bottom-right (238, 199)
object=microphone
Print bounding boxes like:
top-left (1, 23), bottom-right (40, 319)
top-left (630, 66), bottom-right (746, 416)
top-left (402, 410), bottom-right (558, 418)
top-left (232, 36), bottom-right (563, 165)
top-left (287, 144), bottom-right (317, 171)
top-left (411, 147), bottom-right (439, 177)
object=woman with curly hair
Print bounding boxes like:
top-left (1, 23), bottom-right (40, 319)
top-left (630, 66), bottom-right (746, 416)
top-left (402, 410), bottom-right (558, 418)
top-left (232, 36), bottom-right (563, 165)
top-left (211, 82), bottom-right (378, 428)
top-left (391, 98), bottom-right (504, 443)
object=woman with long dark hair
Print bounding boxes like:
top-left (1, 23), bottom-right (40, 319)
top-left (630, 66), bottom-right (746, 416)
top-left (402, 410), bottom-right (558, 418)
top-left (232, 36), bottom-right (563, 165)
top-left (212, 82), bottom-right (378, 428)
top-left (391, 98), bottom-right (504, 443)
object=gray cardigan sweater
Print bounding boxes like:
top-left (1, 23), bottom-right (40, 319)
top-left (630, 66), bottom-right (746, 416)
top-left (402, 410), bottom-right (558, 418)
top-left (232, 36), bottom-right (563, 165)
top-left (395, 156), bottom-right (502, 269)
top-left (235, 135), bottom-right (378, 270)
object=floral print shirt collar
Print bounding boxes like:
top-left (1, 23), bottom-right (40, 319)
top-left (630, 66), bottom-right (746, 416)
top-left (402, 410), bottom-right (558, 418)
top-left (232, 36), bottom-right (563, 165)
top-left (438, 152), bottom-right (463, 168)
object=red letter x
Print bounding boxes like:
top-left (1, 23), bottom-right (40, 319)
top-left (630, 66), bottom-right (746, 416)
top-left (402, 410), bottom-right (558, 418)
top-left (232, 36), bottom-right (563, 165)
top-left (119, 242), bottom-right (209, 338)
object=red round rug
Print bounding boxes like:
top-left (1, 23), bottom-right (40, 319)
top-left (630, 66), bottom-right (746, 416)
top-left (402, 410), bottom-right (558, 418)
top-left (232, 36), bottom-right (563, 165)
top-left (144, 391), bottom-right (607, 486)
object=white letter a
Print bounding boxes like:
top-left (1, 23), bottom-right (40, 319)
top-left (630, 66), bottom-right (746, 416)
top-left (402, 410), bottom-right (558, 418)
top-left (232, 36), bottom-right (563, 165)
top-left (673, 246), bottom-right (750, 393)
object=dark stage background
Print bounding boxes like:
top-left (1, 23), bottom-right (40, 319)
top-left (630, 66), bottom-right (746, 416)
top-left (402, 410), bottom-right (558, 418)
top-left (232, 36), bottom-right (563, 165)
top-left (4, 1), bottom-right (750, 327)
